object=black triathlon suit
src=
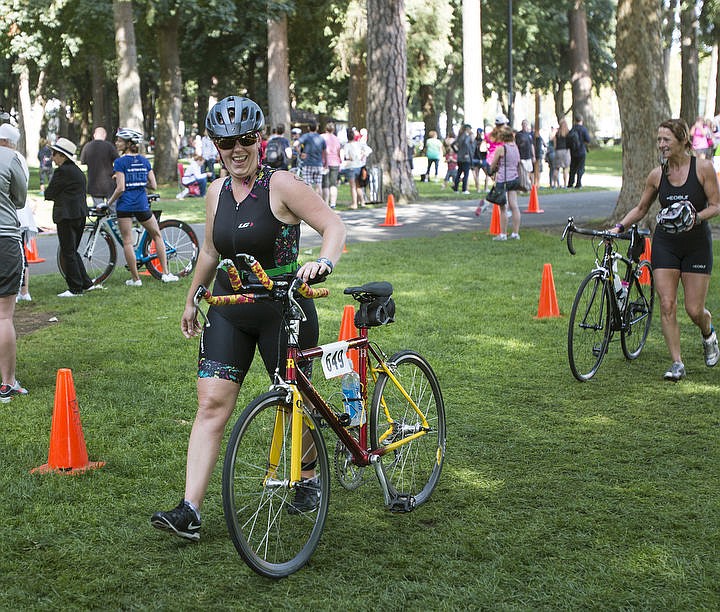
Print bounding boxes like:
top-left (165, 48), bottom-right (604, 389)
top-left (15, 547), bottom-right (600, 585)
top-left (652, 156), bottom-right (713, 274)
top-left (198, 166), bottom-right (319, 383)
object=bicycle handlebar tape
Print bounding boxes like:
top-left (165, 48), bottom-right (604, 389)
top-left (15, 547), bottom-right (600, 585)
top-left (218, 259), bottom-right (244, 291)
top-left (297, 283), bottom-right (329, 299)
top-left (248, 260), bottom-right (274, 290)
top-left (202, 290), bottom-right (256, 306)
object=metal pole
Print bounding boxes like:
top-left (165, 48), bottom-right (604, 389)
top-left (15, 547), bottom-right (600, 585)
top-left (507, 0), bottom-right (514, 127)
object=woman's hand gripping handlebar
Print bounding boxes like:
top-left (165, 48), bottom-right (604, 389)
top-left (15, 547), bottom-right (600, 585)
top-left (190, 253), bottom-right (330, 330)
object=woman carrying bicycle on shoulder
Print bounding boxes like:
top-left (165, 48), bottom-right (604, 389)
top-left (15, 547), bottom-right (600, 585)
top-left (150, 96), bottom-right (346, 541)
top-left (106, 128), bottom-right (178, 286)
top-left (610, 118), bottom-right (720, 381)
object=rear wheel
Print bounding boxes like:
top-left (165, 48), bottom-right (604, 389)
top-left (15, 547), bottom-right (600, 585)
top-left (222, 391), bottom-right (329, 579)
top-left (369, 351), bottom-right (446, 509)
top-left (142, 219), bottom-right (198, 279)
top-left (57, 226), bottom-right (116, 285)
top-left (621, 260), bottom-right (654, 359)
top-left (568, 271), bottom-right (612, 381)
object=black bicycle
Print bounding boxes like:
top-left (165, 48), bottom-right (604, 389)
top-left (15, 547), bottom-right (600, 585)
top-left (561, 217), bottom-right (655, 381)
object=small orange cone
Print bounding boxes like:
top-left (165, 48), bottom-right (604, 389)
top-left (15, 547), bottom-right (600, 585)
top-left (524, 185), bottom-right (544, 213)
top-left (536, 263), bottom-right (561, 319)
top-left (489, 203), bottom-right (502, 235)
top-left (31, 369), bottom-right (105, 475)
top-left (338, 305), bottom-right (359, 372)
top-left (379, 194), bottom-right (401, 227)
top-left (25, 238), bottom-right (46, 263)
top-left (140, 241), bottom-right (162, 275)
top-left (639, 237), bottom-right (652, 285)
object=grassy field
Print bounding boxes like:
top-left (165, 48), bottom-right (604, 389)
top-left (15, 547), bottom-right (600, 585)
top-left (3, 225), bottom-right (719, 609)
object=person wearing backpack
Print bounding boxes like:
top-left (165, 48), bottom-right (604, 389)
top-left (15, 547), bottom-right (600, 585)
top-left (265, 124), bottom-right (290, 170)
top-left (568, 115), bottom-right (591, 189)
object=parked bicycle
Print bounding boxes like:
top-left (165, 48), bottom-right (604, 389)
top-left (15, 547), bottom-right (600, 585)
top-left (562, 217), bottom-right (655, 381)
top-left (193, 255), bottom-right (446, 578)
top-left (57, 194), bottom-right (199, 284)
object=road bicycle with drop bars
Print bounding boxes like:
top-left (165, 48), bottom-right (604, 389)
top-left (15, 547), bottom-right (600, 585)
top-left (193, 254), bottom-right (446, 578)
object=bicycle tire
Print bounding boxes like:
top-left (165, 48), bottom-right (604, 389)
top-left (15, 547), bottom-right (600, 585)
top-left (568, 270), bottom-right (612, 381)
top-left (369, 350), bottom-right (446, 509)
top-left (57, 225), bottom-right (116, 285)
top-left (141, 219), bottom-right (198, 279)
top-left (621, 260), bottom-right (654, 360)
top-left (222, 390), bottom-right (330, 579)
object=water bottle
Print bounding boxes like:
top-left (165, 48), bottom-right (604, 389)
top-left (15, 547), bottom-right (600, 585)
top-left (612, 261), bottom-right (627, 307)
top-left (133, 226), bottom-right (143, 247)
top-left (341, 371), bottom-right (363, 427)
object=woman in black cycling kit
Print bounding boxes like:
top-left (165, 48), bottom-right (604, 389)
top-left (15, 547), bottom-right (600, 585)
top-left (611, 118), bottom-right (720, 381)
top-left (151, 96), bottom-right (346, 540)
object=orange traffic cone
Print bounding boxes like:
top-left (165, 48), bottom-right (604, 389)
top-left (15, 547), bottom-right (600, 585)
top-left (524, 184), bottom-right (544, 213)
top-left (25, 238), bottom-right (46, 263)
top-left (31, 369), bottom-right (105, 475)
top-left (639, 237), bottom-right (652, 285)
top-left (140, 241), bottom-right (162, 275)
top-left (489, 203), bottom-right (501, 235)
top-left (338, 305), bottom-right (359, 372)
top-left (379, 194), bottom-right (401, 227)
top-left (536, 263), bottom-right (561, 319)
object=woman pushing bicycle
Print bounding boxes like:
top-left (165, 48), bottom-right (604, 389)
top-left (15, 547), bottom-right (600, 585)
top-left (610, 118), bottom-right (720, 381)
top-left (106, 128), bottom-right (179, 285)
top-left (151, 96), bottom-right (346, 541)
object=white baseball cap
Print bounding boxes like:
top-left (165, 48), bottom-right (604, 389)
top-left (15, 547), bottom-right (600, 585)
top-left (0, 123), bottom-right (21, 145)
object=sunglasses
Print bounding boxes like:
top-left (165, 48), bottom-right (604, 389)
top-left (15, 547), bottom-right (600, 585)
top-left (214, 133), bottom-right (260, 150)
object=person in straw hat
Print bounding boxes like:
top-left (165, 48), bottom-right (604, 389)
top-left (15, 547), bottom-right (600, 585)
top-left (44, 137), bottom-right (95, 297)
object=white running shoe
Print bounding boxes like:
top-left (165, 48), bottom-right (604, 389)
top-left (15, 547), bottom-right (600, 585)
top-left (702, 328), bottom-right (719, 367)
top-left (663, 361), bottom-right (686, 381)
top-left (125, 279), bottom-right (143, 287)
top-left (162, 273), bottom-right (179, 282)
top-left (510, 233), bottom-right (520, 240)
top-left (57, 290), bottom-right (83, 297)
top-left (16, 292), bottom-right (31, 302)
top-left (492, 234), bottom-right (508, 241)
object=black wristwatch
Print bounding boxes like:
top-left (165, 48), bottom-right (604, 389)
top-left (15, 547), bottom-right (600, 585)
top-left (316, 257), bottom-right (334, 272)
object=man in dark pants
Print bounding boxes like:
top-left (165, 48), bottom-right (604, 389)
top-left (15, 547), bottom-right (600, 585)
top-left (44, 138), bottom-right (94, 296)
top-left (80, 127), bottom-right (119, 207)
top-left (453, 124), bottom-right (474, 193)
top-left (568, 115), bottom-right (591, 188)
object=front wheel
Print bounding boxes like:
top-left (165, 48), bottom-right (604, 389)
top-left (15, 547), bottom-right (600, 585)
top-left (568, 271), bottom-right (612, 381)
top-left (222, 391), bottom-right (330, 579)
top-left (141, 219), bottom-right (198, 279)
top-left (621, 260), bottom-right (654, 360)
top-left (369, 350), bottom-right (446, 509)
top-left (57, 225), bottom-right (116, 285)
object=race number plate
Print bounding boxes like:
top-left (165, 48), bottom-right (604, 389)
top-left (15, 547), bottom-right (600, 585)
top-left (319, 341), bottom-right (353, 379)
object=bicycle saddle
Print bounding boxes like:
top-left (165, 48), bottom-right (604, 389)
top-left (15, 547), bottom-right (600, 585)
top-left (343, 281), bottom-right (393, 299)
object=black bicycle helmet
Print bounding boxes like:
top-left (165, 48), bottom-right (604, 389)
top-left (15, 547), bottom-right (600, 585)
top-left (116, 127), bottom-right (143, 144)
top-left (205, 96), bottom-right (265, 139)
top-left (656, 200), bottom-right (696, 233)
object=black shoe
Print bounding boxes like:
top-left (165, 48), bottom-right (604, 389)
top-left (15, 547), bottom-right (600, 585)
top-left (151, 500), bottom-right (201, 541)
top-left (287, 478), bottom-right (321, 515)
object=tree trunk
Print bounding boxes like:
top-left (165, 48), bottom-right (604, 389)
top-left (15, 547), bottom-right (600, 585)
top-left (16, 59), bottom-right (42, 163)
top-left (366, 0), bottom-right (417, 203)
top-left (462, 0), bottom-right (483, 128)
top-left (268, 14), bottom-right (291, 130)
top-left (661, 0), bottom-right (678, 87)
top-left (154, 15), bottom-right (182, 184)
top-left (615, 0), bottom-right (670, 223)
top-left (679, 0), bottom-right (698, 125)
top-left (568, 1), bottom-right (595, 138)
top-left (89, 56), bottom-right (106, 130)
top-left (444, 65), bottom-right (457, 138)
top-left (113, 0), bottom-right (144, 134)
top-left (420, 84), bottom-right (437, 146)
top-left (348, 58), bottom-right (367, 131)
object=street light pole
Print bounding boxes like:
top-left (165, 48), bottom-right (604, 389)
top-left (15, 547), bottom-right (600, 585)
top-left (508, 0), bottom-right (513, 126)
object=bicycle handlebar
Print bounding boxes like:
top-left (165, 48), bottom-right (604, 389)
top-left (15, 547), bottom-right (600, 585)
top-left (561, 217), bottom-right (649, 257)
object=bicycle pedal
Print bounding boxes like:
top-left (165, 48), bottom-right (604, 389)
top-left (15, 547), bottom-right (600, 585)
top-left (387, 494), bottom-right (416, 513)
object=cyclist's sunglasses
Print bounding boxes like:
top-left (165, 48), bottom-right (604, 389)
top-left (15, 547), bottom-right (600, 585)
top-left (214, 132), bottom-right (260, 150)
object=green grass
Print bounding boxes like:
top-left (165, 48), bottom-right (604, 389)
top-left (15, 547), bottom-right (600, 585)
top-left (3, 228), bottom-right (719, 609)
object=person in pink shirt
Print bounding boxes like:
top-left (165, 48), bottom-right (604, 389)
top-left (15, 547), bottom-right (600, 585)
top-left (321, 122), bottom-right (342, 208)
top-left (486, 114), bottom-right (508, 167)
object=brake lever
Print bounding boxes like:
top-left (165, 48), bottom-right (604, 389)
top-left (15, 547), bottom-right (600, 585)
top-left (193, 285), bottom-right (211, 327)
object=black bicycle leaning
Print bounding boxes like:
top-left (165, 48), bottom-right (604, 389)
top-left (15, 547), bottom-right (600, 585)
top-left (561, 217), bottom-right (655, 381)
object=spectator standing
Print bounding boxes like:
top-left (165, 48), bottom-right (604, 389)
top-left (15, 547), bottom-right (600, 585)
top-left (552, 119), bottom-right (571, 188)
top-left (200, 131), bottom-right (217, 179)
top-left (37, 138), bottom-right (53, 194)
top-left (80, 127), bottom-right (119, 206)
top-left (342, 128), bottom-right (372, 209)
top-left (546, 125), bottom-right (558, 187)
top-left (691, 117), bottom-right (712, 159)
top-left (515, 119), bottom-right (536, 183)
top-left (107, 128), bottom-right (178, 286)
top-left (44, 138), bottom-right (95, 297)
top-left (265, 125), bottom-right (291, 171)
top-left (0, 123), bottom-right (28, 403)
top-left (533, 125), bottom-right (546, 186)
top-left (297, 122), bottom-right (326, 196)
top-left (321, 122), bottom-right (342, 208)
top-left (568, 115), bottom-right (591, 189)
top-left (442, 137), bottom-right (458, 189)
top-left (453, 124), bottom-right (474, 194)
top-left (489, 126), bottom-right (523, 241)
top-left (423, 130), bottom-right (443, 182)
top-left (471, 127), bottom-right (490, 193)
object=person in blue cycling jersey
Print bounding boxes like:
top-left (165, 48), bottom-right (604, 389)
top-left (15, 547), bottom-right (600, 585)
top-left (106, 128), bottom-right (178, 285)
top-left (150, 96), bottom-right (346, 541)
